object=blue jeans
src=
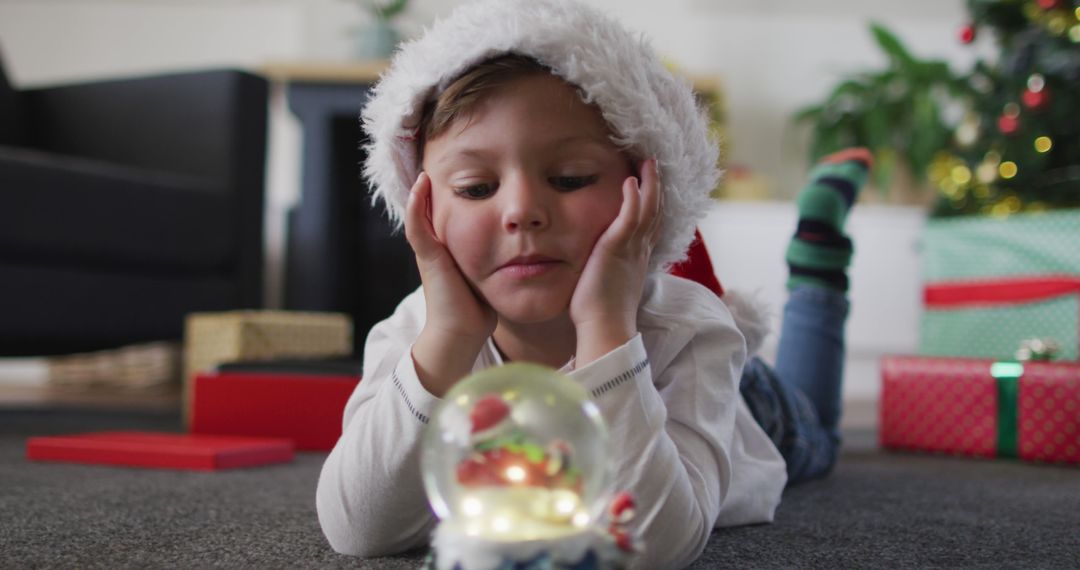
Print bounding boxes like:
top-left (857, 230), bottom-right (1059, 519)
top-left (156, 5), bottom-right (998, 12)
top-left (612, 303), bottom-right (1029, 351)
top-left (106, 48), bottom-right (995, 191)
top-left (738, 286), bottom-right (849, 485)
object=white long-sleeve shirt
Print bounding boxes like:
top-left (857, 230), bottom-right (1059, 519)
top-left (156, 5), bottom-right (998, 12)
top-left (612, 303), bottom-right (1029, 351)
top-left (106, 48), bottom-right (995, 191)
top-left (317, 273), bottom-right (786, 569)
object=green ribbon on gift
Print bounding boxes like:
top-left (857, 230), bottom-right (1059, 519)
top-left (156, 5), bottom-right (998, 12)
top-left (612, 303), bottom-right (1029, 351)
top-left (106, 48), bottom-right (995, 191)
top-left (990, 361), bottom-right (1023, 458)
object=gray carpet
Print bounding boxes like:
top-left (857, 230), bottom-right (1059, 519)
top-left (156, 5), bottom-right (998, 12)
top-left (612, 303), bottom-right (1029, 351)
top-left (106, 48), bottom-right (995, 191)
top-left (2, 409), bottom-right (1078, 569)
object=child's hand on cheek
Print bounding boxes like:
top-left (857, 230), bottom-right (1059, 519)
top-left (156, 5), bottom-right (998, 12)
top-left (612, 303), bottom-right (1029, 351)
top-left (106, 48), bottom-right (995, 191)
top-left (405, 172), bottom-right (497, 397)
top-left (569, 158), bottom-right (662, 368)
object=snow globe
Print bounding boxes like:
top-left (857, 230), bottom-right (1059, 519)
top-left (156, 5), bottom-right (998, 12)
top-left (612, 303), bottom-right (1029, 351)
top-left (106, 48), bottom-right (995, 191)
top-left (421, 363), bottom-right (636, 570)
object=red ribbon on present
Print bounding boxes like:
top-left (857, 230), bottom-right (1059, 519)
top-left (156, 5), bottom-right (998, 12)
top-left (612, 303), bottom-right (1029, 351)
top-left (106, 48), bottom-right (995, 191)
top-left (924, 275), bottom-right (1080, 308)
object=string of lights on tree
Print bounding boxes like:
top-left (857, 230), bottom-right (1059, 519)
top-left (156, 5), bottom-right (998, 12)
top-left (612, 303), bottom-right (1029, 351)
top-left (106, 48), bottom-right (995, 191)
top-left (930, 0), bottom-right (1080, 217)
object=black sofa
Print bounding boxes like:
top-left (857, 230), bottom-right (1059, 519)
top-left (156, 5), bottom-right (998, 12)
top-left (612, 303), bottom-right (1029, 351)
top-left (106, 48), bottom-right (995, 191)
top-left (0, 54), bottom-right (268, 356)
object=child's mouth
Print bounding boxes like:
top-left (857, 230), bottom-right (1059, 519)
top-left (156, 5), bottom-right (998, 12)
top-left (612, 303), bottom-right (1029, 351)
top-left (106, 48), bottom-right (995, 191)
top-left (498, 255), bottom-right (560, 279)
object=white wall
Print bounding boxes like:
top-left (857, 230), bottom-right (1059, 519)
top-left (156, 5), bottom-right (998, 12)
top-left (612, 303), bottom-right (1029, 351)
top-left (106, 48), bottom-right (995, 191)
top-left (1, 0), bottom-right (952, 400)
top-left (1, 2), bottom-right (986, 188)
top-left (700, 202), bottom-right (926, 402)
top-left (0, 1), bottom-right (304, 84)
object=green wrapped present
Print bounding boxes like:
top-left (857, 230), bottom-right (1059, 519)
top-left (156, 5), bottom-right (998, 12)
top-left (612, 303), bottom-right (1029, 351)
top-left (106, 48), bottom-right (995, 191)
top-left (919, 210), bottom-right (1080, 360)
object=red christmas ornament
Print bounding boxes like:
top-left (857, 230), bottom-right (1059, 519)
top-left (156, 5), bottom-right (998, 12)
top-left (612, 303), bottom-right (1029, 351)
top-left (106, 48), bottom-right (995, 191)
top-left (959, 24), bottom-right (976, 44)
top-left (998, 114), bottom-right (1021, 135)
top-left (609, 491), bottom-right (636, 523)
top-left (1036, 0), bottom-right (1059, 9)
top-left (1022, 87), bottom-right (1050, 110)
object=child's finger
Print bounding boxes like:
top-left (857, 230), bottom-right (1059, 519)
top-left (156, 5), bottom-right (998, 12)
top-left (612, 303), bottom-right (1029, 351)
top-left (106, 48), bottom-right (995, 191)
top-left (404, 172), bottom-right (442, 260)
top-left (599, 175), bottom-right (640, 249)
top-left (638, 158), bottom-right (662, 242)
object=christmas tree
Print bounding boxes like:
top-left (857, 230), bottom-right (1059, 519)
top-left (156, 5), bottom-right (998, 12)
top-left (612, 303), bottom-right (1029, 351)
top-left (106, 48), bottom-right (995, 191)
top-left (931, 0), bottom-right (1080, 217)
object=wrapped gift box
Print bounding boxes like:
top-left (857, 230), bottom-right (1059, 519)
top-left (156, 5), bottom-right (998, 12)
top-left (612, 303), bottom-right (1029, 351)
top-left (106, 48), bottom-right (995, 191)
top-left (880, 355), bottom-right (1080, 465)
top-left (919, 209), bottom-right (1080, 360)
top-left (920, 276), bottom-right (1080, 361)
top-left (182, 311), bottom-right (352, 425)
top-left (190, 371), bottom-right (359, 450)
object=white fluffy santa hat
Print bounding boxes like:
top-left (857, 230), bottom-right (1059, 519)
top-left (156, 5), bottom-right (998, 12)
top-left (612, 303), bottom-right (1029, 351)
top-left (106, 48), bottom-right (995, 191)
top-left (360, 0), bottom-right (720, 271)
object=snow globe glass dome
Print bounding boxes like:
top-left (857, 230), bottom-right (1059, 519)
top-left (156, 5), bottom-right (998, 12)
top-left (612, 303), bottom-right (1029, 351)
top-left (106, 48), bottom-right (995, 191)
top-left (421, 363), bottom-right (613, 542)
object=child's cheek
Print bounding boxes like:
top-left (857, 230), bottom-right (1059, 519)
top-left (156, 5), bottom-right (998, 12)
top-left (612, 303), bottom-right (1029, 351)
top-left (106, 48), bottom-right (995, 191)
top-left (442, 215), bottom-right (493, 277)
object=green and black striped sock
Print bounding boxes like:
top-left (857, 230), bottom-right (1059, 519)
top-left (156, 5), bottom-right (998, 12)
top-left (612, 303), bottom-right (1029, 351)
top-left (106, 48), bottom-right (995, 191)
top-left (786, 148), bottom-right (872, 292)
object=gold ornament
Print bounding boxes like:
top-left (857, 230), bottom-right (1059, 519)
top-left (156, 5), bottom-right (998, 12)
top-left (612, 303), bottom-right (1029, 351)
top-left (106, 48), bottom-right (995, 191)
top-left (1034, 136), bottom-right (1053, 153)
top-left (1048, 15), bottom-right (1068, 35)
top-left (951, 165), bottom-right (973, 185)
top-left (999, 161), bottom-right (1019, 179)
top-left (941, 178), bottom-right (960, 198)
top-left (990, 195), bottom-right (1021, 218)
top-left (1023, 2), bottom-right (1042, 21)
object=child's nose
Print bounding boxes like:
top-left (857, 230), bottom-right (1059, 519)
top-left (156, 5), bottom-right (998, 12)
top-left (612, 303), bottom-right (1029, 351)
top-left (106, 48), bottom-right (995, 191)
top-left (501, 176), bottom-right (549, 231)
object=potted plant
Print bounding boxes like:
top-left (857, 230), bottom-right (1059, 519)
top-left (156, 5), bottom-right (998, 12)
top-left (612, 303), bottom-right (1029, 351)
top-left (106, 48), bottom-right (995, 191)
top-left (803, 2), bottom-right (1080, 362)
top-left (352, 0), bottom-right (410, 60)
top-left (795, 23), bottom-right (971, 203)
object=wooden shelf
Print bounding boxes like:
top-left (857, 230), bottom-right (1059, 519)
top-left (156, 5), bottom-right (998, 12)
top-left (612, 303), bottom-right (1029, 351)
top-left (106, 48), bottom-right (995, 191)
top-left (260, 60), bottom-right (389, 84)
top-left (259, 60), bottom-right (724, 96)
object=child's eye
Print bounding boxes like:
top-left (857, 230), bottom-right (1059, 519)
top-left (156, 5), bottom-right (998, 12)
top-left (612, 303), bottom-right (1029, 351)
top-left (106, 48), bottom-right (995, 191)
top-left (550, 175), bottom-right (599, 192)
top-left (455, 183), bottom-right (497, 199)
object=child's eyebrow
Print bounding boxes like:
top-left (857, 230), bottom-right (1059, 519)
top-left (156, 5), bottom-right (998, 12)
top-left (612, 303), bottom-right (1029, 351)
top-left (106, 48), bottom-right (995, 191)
top-left (549, 134), bottom-right (613, 149)
top-left (433, 134), bottom-right (614, 168)
top-left (433, 148), bottom-right (497, 168)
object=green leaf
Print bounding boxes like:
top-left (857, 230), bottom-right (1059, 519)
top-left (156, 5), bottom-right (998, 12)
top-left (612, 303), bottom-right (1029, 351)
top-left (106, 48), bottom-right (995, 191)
top-left (871, 23), bottom-right (918, 72)
top-left (367, 0), bottom-right (409, 20)
top-left (793, 105), bottom-right (823, 123)
top-left (863, 104), bottom-right (892, 154)
top-left (873, 149), bottom-right (896, 193)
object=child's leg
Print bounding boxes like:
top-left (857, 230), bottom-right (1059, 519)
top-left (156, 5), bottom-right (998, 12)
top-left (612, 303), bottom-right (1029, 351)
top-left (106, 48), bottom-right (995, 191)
top-left (739, 148), bottom-right (870, 484)
top-left (776, 148), bottom-right (870, 436)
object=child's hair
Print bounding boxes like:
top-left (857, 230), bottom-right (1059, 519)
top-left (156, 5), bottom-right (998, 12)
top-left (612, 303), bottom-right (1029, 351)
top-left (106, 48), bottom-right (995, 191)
top-left (362, 0), bottom-right (719, 271)
top-left (417, 54), bottom-right (550, 160)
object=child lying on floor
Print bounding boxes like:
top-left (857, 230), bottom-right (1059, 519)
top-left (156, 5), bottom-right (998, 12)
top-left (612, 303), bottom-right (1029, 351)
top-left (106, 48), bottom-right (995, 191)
top-left (317, 1), bottom-right (870, 567)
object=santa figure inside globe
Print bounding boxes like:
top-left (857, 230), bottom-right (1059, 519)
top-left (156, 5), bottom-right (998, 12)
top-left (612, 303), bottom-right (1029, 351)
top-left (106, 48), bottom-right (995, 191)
top-left (456, 393), bottom-right (580, 497)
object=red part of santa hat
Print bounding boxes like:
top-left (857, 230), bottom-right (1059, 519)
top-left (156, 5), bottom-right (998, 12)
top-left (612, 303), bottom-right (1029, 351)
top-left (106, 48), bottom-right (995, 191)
top-left (668, 229), bottom-right (724, 298)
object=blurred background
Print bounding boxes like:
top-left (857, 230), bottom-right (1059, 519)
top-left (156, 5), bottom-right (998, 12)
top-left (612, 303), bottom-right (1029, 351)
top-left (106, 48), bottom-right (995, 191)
top-left (2, 0), bottom-right (1076, 423)
top-left (0, 0), bottom-right (985, 198)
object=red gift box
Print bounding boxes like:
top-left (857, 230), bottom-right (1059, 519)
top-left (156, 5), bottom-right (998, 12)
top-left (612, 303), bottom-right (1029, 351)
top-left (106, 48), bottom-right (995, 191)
top-left (880, 355), bottom-right (1080, 465)
top-left (191, 371), bottom-right (359, 450)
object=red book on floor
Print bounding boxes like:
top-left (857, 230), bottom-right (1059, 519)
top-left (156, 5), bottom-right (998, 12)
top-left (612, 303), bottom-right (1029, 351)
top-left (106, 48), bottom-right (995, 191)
top-left (26, 431), bottom-right (294, 470)
top-left (191, 371), bottom-right (360, 450)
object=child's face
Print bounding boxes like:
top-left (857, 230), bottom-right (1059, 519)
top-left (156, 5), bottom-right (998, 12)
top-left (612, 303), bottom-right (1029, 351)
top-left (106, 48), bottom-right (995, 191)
top-left (422, 73), bottom-right (634, 325)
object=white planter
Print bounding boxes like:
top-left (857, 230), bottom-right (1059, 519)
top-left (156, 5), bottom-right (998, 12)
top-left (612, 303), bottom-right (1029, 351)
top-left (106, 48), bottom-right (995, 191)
top-left (697, 201), bottom-right (927, 404)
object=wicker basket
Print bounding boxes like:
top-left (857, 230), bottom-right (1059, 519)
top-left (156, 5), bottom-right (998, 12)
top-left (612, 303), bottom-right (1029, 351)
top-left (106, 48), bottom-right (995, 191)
top-left (182, 311), bottom-right (352, 424)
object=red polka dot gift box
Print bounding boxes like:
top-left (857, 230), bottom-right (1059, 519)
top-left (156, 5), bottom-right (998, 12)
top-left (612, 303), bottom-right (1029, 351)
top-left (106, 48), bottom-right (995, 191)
top-left (880, 355), bottom-right (1080, 465)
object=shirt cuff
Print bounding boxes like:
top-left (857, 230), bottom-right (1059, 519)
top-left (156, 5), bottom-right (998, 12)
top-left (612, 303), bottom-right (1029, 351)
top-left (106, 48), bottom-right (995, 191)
top-left (389, 349), bottom-right (443, 426)
top-left (568, 333), bottom-right (651, 400)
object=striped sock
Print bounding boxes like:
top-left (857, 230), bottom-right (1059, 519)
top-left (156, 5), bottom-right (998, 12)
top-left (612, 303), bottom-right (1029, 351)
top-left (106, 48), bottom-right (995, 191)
top-left (786, 148), bottom-right (872, 292)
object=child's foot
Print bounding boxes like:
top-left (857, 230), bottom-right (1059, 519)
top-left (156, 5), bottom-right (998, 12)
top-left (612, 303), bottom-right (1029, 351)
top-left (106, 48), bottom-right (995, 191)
top-left (785, 148), bottom-right (872, 292)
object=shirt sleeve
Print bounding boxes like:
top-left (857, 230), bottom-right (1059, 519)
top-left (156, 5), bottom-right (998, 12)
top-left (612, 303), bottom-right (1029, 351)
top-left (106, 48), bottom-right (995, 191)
top-left (316, 294), bottom-right (441, 557)
top-left (569, 319), bottom-right (745, 570)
